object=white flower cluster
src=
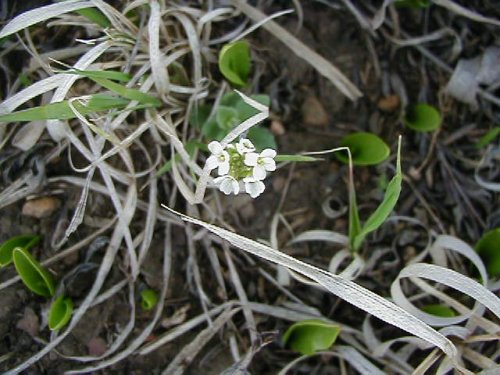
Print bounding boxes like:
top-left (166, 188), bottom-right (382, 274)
top-left (206, 139), bottom-right (276, 198)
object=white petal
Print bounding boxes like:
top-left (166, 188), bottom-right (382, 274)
top-left (263, 158), bottom-right (276, 171)
top-left (218, 160), bottom-right (230, 176)
top-left (206, 155), bottom-right (219, 170)
top-left (208, 141), bottom-right (223, 155)
top-left (245, 180), bottom-right (265, 198)
top-left (219, 178), bottom-right (233, 195)
top-left (260, 149), bottom-right (276, 158)
top-left (253, 165), bottom-right (267, 180)
top-left (244, 152), bottom-right (259, 166)
top-left (231, 179), bottom-right (240, 195)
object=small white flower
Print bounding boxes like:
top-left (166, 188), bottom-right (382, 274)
top-left (235, 138), bottom-right (255, 154)
top-left (243, 177), bottom-right (266, 198)
top-left (214, 175), bottom-right (240, 195)
top-left (244, 149), bottom-right (277, 180)
top-left (206, 141), bottom-right (230, 176)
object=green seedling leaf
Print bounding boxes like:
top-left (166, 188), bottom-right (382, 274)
top-left (283, 319), bottom-right (341, 355)
top-left (421, 304), bottom-right (456, 318)
top-left (218, 40), bottom-right (251, 87)
top-left (216, 106), bottom-right (240, 131)
top-left (404, 103), bottom-right (442, 132)
top-left (13, 248), bottom-right (55, 297)
top-left (0, 235), bottom-right (40, 267)
top-left (0, 94), bottom-right (130, 122)
top-left (48, 296), bottom-right (73, 330)
top-left (395, 0), bottom-right (431, 8)
top-left (236, 94), bottom-right (270, 121)
top-left (337, 132), bottom-right (390, 166)
top-left (476, 228), bottom-right (500, 277)
top-left (476, 127), bottom-right (500, 149)
top-left (202, 119), bottom-right (224, 140)
top-left (65, 68), bottom-right (132, 83)
top-left (353, 137), bottom-right (402, 251)
top-left (189, 104), bottom-right (212, 129)
top-left (90, 77), bottom-right (161, 106)
top-left (275, 155), bottom-right (321, 162)
top-left (141, 289), bottom-right (159, 310)
top-left (220, 92), bottom-right (241, 107)
top-left (248, 127), bottom-right (277, 151)
top-left (76, 8), bottom-right (111, 28)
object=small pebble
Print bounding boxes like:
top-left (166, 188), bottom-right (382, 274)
top-left (87, 337), bottom-right (107, 356)
top-left (302, 96), bottom-right (329, 127)
top-left (377, 95), bottom-right (400, 112)
top-left (22, 197), bottom-right (61, 219)
top-left (270, 120), bottom-right (286, 136)
top-left (16, 307), bottom-right (39, 337)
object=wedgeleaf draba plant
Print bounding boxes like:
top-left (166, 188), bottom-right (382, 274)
top-left (347, 136), bottom-right (403, 252)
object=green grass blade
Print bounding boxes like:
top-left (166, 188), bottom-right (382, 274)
top-left (76, 8), bottom-right (111, 28)
top-left (0, 94), bottom-right (130, 122)
top-left (90, 77), bottom-right (161, 106)
top-left (65, 68), bottom-right (132, 82)
top-left (353, 137), bottom-right (403, 251)
top-left (275, 155), bottom-right (321, 162)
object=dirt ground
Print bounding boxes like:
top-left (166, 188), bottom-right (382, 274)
top-left (0, 1), bottom-right (499, 374)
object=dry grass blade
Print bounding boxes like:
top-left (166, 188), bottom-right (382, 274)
top-left (229, 0), bottom-right (362, 101)
top-left (163, 206), bottom-right (461, 365)
top-left (162, 308), bottom-right (240, 375)
top-left (0, 1), bottom-right (94, 39)
top-left (432, 0), bottom-right (500, 27)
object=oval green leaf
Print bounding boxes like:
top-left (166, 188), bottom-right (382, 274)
top-left (49, 296), bottom-right (73, 330)
top-left (216, 106), bottom-right (240, 131)
top-left (476, 228), bottom-right (500, 277)
top-left (248, 127), bottom-right (277, 151)
top-left (404, 103), bottom-right (442, 132)
top-left (218, 40), bottom-right (251, 87)
top-left (141, 289), bottom-right (159, 310)
top-left (0, 235), bottom-right (40, 267)
top-left (13, 248), bottom-right (55, 297)
top-left (421, 304), bottom-right (456, 318)
top-left (283, 319), bottom-right (341, 355)
top-left (337, 132), bottom-right (390, 166)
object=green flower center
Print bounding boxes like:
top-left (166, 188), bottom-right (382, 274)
top-left (227, 148), bottom-right (253, 180)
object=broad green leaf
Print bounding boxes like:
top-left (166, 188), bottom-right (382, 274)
top-left (189, 104), bottom-right (212, 129)
top-left (476, 228), bottom-right (500, 277)
top-left (201, 119), bottom-right (224, 140)
top-left (275, 155), bottom-right (321, 162)
top-left (48, 296), bottom-right (73, 330)
top-left (395, 0), bottom-right (431, 8)
top-left (13, 248), bottom-right (55, 297)
top-left (283, 320), bottom-right (341, 355)
top-left (220, 92), bottom-right (241, 107)
top-left (141, 289), bottom-right (159, 310)
top-left (476, 127), bottom-right (500, 149)
top-left (421, 304), bottom-right (456, 318)
top-left (0, 235), bottom-right (40, 267)
top-left (90, 77), bottom-right (161, 106)
top-left (65, 68), bottom-right (132, 82)
top-left (404, 103), bottom-right (442, 132)
top-left (248, 127), bottom-right (277, 151)
top-left (336, 132), bottom-right (390, 166)
top-left (353, 137), bottom-right (402, 251)
top-left (0, 94), bottom-right (130, 122)
top-left (235, 94), bottom-right (270, 121)
top-left (76, 8), bottom-right (111, 28)
top-left (216, 106), bottom-right (240, 131)
top-left (218, 40), bottom-right (251, 87)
